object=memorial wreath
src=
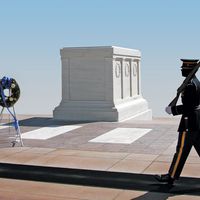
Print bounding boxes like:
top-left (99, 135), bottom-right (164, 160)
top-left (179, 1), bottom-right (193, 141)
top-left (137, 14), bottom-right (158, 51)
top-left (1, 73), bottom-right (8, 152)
top-left (0, 76), bottom-right (20, 108)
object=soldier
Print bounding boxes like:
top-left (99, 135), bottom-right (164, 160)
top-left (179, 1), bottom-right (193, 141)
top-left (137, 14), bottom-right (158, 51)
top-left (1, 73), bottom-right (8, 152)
top-left (155, 59), bottom-right (200, 185)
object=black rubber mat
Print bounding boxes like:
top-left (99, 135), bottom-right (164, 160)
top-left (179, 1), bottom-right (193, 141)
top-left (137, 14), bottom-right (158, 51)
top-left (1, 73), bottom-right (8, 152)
top-left (0, 162), bottom-right (199, 196)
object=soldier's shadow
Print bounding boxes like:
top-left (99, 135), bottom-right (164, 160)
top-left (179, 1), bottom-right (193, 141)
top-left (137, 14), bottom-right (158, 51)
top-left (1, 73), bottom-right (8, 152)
top-left (132, 184), bottom-right (173, 200)
top-left (131, 183), bottom-right (200, 200)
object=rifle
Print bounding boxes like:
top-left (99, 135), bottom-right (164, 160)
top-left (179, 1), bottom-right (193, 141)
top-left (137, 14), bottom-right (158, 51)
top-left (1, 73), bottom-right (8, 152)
top-left (168, 61), bottom-right (200, 107)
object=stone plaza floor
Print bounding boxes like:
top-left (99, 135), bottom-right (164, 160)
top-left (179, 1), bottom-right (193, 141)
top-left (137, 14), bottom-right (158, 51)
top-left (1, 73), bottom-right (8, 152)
top-left (0, 115), bottom-right (199, 199)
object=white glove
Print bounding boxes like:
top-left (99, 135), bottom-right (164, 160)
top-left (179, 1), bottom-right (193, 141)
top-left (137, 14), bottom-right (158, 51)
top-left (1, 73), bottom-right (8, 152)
top-left (165, 106), bottom-right (172, 115)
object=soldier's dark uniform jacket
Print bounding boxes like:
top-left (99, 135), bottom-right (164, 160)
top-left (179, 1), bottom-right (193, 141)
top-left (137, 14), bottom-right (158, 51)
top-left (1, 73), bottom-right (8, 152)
top-left (171, 76), bottom-right (200, 131)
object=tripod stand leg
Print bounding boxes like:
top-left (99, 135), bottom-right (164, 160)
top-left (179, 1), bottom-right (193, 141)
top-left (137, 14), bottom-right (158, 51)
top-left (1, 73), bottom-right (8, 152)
top-left (15, 124), bottom-right (24, 147)
top-left (0, 107), bottom-right (4, 124)
top-left (11, 126), bottom-right (24, 147)
top-left (12, 106), bottom-right (24, 147)
top-left (0, 105), bottom-right (24, 147)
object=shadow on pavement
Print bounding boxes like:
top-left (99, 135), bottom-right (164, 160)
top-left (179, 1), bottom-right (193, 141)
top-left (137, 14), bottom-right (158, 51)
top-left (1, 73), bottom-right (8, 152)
top-left (132, 183), bottom-right (200, 199)
top-left (0, 162), bottom-right (199, 198)
top-left (10, 117), bottom-right (88, 127)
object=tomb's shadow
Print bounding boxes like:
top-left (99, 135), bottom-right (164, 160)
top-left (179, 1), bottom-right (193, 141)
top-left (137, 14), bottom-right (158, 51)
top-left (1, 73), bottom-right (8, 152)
top-left (4, 117), bottom-right (90, 127)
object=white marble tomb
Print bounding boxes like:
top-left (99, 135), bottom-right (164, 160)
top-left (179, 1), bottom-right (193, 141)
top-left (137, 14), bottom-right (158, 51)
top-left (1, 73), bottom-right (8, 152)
top-left (53, 46), bottom-right (152, 121)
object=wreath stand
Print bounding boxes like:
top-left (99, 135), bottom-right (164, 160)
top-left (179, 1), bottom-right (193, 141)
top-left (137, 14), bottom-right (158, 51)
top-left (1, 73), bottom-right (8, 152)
top-left (0, 77), bottom-right (23, 147)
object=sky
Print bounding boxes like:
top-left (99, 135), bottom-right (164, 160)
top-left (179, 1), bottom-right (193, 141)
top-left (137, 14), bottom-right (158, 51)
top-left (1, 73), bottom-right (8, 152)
top-left (0, 0), bottom-right (200, 117)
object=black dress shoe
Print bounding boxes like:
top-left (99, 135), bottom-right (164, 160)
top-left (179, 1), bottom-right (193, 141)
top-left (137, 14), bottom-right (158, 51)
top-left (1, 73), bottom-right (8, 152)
top-left (154, 174), bottom-right (174, 184)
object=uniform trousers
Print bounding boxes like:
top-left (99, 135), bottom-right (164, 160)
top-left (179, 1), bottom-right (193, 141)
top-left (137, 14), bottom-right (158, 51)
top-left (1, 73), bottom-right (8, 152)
top-left (168, 130), bottom-right (200, 179)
